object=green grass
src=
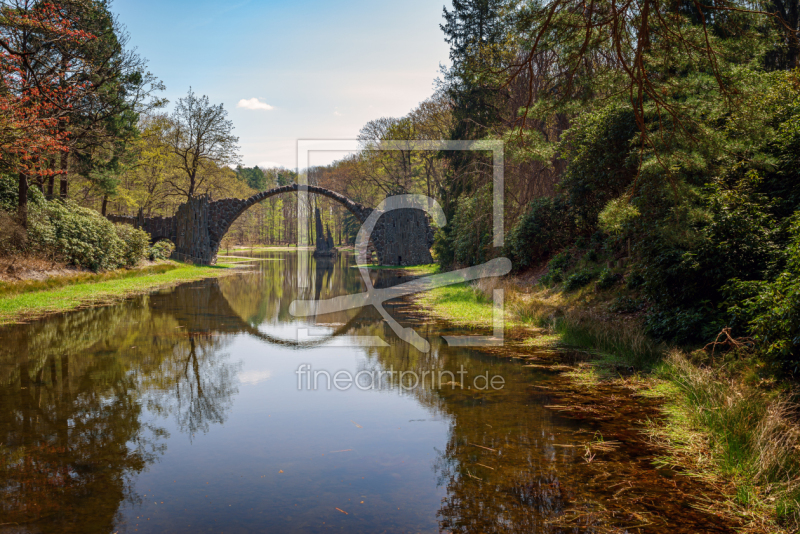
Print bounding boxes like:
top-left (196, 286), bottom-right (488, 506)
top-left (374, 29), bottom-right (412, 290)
top-left (0, 261), bottom-right (234, 325)
top-left (0, 263), bottom-right (184, 298)
top-left (223, 244), bottom-right (304, 253)
top-left (352, 263), bottom-right (440, 275)
top-left (644, 351), bottom-right (800, 531)
top-left (416, 282), bottom-right (494, 329)
top-left (549, 315), bottom-right (664, 370)
top-left (416, 279), bottom-right (662, 369)
top-left (216, 255), bottom-right (278, 264)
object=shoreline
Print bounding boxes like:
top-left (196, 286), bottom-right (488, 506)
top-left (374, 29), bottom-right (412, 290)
top-left (0, 260), bottom-right (244, 326)
top-left (409, 273), bottom-right (798, 533)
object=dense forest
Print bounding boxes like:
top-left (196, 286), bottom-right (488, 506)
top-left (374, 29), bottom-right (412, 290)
top-left (308, 0), bottom-right (800, 372)
top-left (1, 0), bottom-right (799, 366)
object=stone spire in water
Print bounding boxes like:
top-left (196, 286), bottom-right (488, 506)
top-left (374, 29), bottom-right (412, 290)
top-left (313, 208), bottom-right (336, 258)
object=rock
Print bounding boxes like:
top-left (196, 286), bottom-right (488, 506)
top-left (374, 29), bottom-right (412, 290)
top-left (314, 208), bottom-right (336, 258)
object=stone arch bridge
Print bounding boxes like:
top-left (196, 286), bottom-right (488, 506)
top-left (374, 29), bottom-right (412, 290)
top-left (107, 184), bottom-right (434, 266)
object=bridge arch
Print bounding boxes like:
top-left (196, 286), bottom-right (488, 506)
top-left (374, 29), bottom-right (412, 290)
top-left (109, 183), bottom-right (434, 265)
top-left (206, 184), bottom-right (374, 260)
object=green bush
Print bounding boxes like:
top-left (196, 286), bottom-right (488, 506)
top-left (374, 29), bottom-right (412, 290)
top-left (539, 269), bottom-right (562, 287)
top-left (596, 267), bottom-right (619, 290)
top-left (114, 223), bottom-right (150, 267)
top-left (626, 271), bottom-right (644, 289)
top-left (149, 240), bottom-right (175, 261)
top-left (634, 187), bottom-right (786, 343)
top-left (644, 305), bottom-right (723, 344)
top-left (564, 270), bottom-right (596, 292)
top-left (558, 103), bottom-right (638, 229)
top-left (0, 173), bottom-right (45, 212)
top-left (549, 250), bottom-right (572, 272)
top-left (447, 187), bottom-right (494, 266)
top-left (1, 190), bottom-right (151, 270)
top-left (506, 197), bottom-right (575, 269)
top-left (43, 201), bottom-right (125, 270)
top-left (611, 295), bottom-right (645, 314)
top-left (725, 214), bottom-right (800, 371)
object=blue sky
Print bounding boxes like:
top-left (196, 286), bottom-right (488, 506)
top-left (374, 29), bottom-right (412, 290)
top-left (113, 0), bottom-right (452, 169)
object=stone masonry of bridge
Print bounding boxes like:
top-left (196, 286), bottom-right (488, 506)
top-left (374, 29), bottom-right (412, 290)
top-left (107, 183), bottom-right (434, 266)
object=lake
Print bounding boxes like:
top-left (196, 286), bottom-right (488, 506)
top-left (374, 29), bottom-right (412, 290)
top-left (0, 250), bottom-right (733, 533)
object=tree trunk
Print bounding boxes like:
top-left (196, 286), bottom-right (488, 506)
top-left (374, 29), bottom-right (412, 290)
top-left (17, 173), bottom-right (28, 229)
top-left (47, 174), bottom-right (55, 199)
top-left (101, 194), bottom-right (108, 216)
top-left (59, 151), bottom-right (68, 199)
top-left (790, 1), bottom-right (799, 69)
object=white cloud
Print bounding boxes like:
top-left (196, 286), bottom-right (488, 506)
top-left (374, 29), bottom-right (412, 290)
top-left (333, 110), bottom-right (343, 116)
top-left (237, 98), bottom-right (274, 111)
top-left (238, 369), bottom-right (272, 385)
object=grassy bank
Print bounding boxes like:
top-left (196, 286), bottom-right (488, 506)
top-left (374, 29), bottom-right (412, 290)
top-left (414, 275), bottom-right (800, 533)
top-left (352, 263), bottom-right (440, 273)
top-left (0, 261), bottom-right (238, 325)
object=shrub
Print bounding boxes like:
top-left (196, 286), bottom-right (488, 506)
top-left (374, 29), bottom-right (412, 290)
top-left (447, 187), bottom-right (494, 267)
top-left (598, 197), bottom-right (640, 235)
top-left (0, 211), bottom-right (28, 253)
top-left (0, 173), bottom-right (44, 213)
top-left (596, 267), bottom-right (619, 290)
top-left (585, 249), bottom-right (598, 263)
top-left (43, 201), bottom-right (125, 270)
top-left (564, 270), bottom-right (595, 291)
top-left (549, 250), bottom-right (572, 272)
top-left (506, 197), bottom-right (576, 269)
top-left (611, 295), bottom-right (645, 314)
top-left (626, 271), bottom-right (644, 289)
top-left (149, 240), bottom-right (175, 261)
top-left (725, 214), bottom-right (800, 371)
top-left (540, 269), bottom-right (563, 287)
top-left (558, 103), bottom-right (638, 229)
top-left (645, 306), bottom-right (723, 345)
top-left (114, 223), bottom-right (151, 267)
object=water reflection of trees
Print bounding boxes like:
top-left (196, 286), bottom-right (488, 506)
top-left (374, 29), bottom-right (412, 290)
top-left (345, 305), bottom-right (592, 533)
top-left (218, 251), bottom-right (364, 328)
top-left (1, 252), bottom-right (610, 533)
top-left (0, 282), bottom-right (241, 531)
top-left (217, 254), bottom-right (600, 531)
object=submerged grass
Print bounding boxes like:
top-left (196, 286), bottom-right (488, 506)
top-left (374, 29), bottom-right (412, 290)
top-left (416, 273), bottom-right (800, 532)
top-left (352, 263), bottom-right (441, 274)
top-left (0, 261), bottom-right (234, 325)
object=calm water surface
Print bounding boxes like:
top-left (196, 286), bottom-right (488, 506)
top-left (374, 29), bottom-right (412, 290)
top-left (0, 251), bottom-right (731, 533)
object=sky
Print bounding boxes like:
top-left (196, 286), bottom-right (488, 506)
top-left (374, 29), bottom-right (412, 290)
top-left (113, 0), bottom-right (453, 169)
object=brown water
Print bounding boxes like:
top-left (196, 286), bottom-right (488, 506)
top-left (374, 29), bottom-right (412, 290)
top-left (0, 251), bottom-right (733, 533)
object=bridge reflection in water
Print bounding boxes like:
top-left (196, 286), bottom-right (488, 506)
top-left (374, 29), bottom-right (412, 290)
top-left (0, 251), bottom-right (734, 534)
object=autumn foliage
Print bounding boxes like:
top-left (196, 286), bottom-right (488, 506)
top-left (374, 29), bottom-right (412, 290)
top-left (0, 1), bottom-right (94, 183)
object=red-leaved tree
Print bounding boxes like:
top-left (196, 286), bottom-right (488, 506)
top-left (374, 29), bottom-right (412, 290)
top-left (0, 0), bottom-right (94, 227)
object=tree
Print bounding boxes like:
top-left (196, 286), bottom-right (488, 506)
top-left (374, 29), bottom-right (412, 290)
top-left (50, 0), bottom-right (164, 200)
top-left (440, 0), bottom-right (507, 143)
top-left (499, 0), bottom-right (799, 174)
top-left (235, 164), bottom-right (266, 190)
top-left (166, 88), bottom-right (240, 199)
top-left (0, 0), bottom-right (95, 227)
